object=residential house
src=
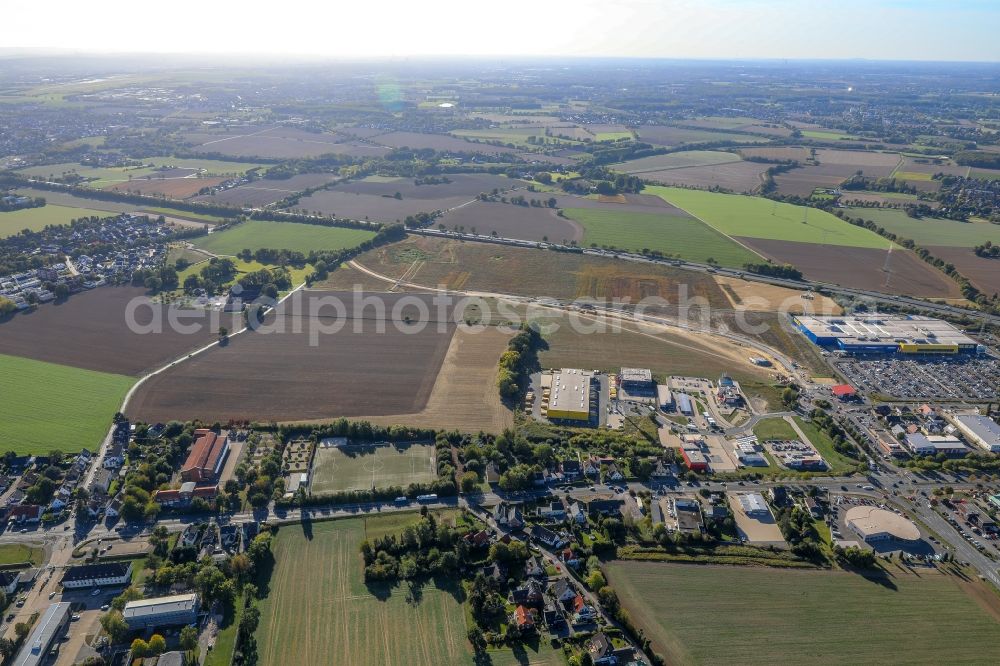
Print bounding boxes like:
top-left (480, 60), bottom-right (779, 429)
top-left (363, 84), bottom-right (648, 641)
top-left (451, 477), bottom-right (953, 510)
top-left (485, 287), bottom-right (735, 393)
top-left (485, 462), bottom-right (501, 485)
top-left (530, 524), bottom-right (565, 549)
top-left (538, 500), bottom-right (566, 521)
top-left (90, 468), bottom-right (114, 496)
top-left (567, 502), bottom-right (586, 525)
top-left (482, 562), bottom-right (507, 584)
top-left (61, 562), bottom-right (132, 589)
top-left (651, 459), bottom-right (672, 480)
top-left (549, 578), bottom-right (577, 607)
top-left (494, 503), bottom-right (524, 531)
top-left (768, 486), bottom-right (788, 506)
top-left (585, 497), bottom-right (623, 516)
top-left (572, 595), bottom-right (598, 623)
top-left (463, 529), bottom-right (491, 549)
top-left (605, 463), bottom-right (625, 482)
top-left (511, 579), bottom-right (545, 608)
top-left (586, 632), bottom-right (615, 666)
top-left (106, 496), bottom-right (123, 519)
top-left (512, 605), bottom-right (537, 632)
top-left (561, 460), bottom-right (581, 479)
top-left (524, 557), bottom-right (546, 580)
top-left (542, 602), bottom-right (564, 628)
top-left (804, 497), bottom-right (823, 518)
top-left (583, 457), bottom-right (600, 478)
top-left (8, 504), bottom-right (43, 523)
top-left (0, 571), bottom-right (19, 595)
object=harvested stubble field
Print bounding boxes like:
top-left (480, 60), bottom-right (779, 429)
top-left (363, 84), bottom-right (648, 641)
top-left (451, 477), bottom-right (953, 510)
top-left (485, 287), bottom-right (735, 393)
top-left (735, 237), bottom-right (962, 298)
top-left (740, 146), bottom-right (814, 162)
top-left (347, 326), bottom-right (514, 434)
top-left (0, 204), bottom-right (112, 237)
top-left (322, 235), bottom-right (731, 307)
top-left (294, 173), bottom-right (516, 222)
top-left (107, 176), bottom-right (228, 199)
top-left (186, 126), bottom-right (388, 160)
top-left (772, 149), bottom-right (901, 196)
top-left (255, 516), bottom-right (563, 666)
top-left (648, 186), bottom-right (891, 248)
top-left (0, 286), bottom-right (231, 375)
top-left (371, 131), bottom-right (520, 155)
top-left (636, 125), bottom-right (769, 147)
top-left (615, 150), bottom-right (742, 173)
top-left (193, 219), bottom-right (376, 255)
top-left (193, 173), bottom-right (339, 207)
top-left (844, 207), bottom-right (1000, 247)
top-left (0, 353), bottom-right (133, 454)
top-left (605, 561), bottom-right (1000, 666)
top-left (563, 207), bottom-right (759, 267)
top-left (309, 442), bottom-right (436, 494)
top-left (438, 201), bottom-right (583, 243)
top-left (126, 291), bottom-right (457, 424)
top-left (551, 192), bottom-right (690, 215)
top-left (927, 246), bottom-right (1000, 295)
top-left (637, 160), bottom-right (770, 193)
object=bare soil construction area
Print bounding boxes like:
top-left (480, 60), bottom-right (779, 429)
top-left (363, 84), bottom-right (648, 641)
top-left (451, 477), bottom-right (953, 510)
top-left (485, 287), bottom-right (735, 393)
top-left (320, 235), bottom-right (731, 307)
top-left (0, 286), bottom-right (232, 376)
top-left (126, 291), bottom-right (458, 423)
top-left (737, 238), bottom-right (962, 298)
top-left (928, 246), bottom-right (1000, 295)
top-left (436, 201), bottom-right (583, 243)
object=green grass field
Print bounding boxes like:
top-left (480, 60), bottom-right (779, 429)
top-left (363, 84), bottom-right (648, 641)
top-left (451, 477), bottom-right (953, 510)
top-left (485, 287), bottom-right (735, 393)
top-left (0, 354), bottom-right (134, 454)
top-left (801, 129), bottom-right (859, 141)
top-left (0, 204), bottom-right (112, 238)
top-left (605, 561), bottom-right (1000, 665)
top-left (138, 207), bottom-right (233, 224)
top-left (794, 416), bottom-right (858, 475)
top-left (594, 131), bottom-right (633, 141)
top-left (193, 219), bottom-right (376, 255)
top-left (309, 443), bottom-right (437, 494)
top-left (140, 156), bottom-right (266, 176)
top-left (0, 543), bottom-right (44, 567)
top-left (845, 207), bottom-right (1000, 247)
top-left (647, 186), bottom-right (892, 248)
top-left (255, 516), bottom-right (563, 666)
top-left (752, 417), bottom-right (798, 441)
top-left (563, 207), bottom-right (760, 267)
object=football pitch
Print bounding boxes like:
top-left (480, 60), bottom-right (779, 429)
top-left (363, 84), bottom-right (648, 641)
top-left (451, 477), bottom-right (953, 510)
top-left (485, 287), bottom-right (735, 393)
top-left (309, 442), bottom-right (437, 494)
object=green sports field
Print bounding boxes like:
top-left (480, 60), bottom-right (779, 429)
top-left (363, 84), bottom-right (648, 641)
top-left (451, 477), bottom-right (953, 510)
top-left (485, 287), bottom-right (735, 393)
top-left (0, 354), bottom-right (134, 454)
top-left (193, 219), bottom-right (377, 255)
top-left (309, 443), bottom-right (437, 494)
top-left (255, 516), bottom-right (563, 666)
top-left (0, 204), bottom-right (111, 238)
top-left (647, 186), bottom-right (892, 248)
top-left (605, 561), bottom-right (1000, 665)
top-left (845, 207), bottom-right (1000, 247)
top-left (563, 207), bottom-right (760, 267)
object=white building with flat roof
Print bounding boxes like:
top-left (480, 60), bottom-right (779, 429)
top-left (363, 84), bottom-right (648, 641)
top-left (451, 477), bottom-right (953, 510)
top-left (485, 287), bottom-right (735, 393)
top-left (738, 492), bottom-right (769, 516)
top-left (953, 415), bottom-right (1000, 454)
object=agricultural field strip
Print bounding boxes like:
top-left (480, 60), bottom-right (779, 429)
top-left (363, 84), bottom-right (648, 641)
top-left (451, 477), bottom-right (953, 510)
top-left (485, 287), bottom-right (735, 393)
top-left (648, 186), bottom-right (896, 249)
top-left (346, 258), bottom-right (800, 376)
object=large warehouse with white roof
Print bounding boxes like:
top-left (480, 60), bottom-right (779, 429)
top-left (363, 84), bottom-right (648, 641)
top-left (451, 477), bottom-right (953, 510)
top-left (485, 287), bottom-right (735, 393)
top-left (793, 315), bottom-right (978, 355)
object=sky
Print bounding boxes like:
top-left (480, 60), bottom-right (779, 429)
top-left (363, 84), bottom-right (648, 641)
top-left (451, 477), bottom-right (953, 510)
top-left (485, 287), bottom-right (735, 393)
top-left (4, 0), bottom-right (998, 62)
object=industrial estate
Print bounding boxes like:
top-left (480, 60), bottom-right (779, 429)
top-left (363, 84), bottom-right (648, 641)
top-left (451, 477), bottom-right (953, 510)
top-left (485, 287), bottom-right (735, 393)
top-left (0, 50), bottom-right (997, 666)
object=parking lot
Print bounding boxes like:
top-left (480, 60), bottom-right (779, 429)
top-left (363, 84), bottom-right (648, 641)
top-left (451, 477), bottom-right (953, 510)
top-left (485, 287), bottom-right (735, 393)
top-left (833, 355), bottom-right (1000, 401)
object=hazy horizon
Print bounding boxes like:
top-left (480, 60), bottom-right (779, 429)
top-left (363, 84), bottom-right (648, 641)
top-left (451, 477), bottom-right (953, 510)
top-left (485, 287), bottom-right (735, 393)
top-left (4, 0), bottom-right (999, 63)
